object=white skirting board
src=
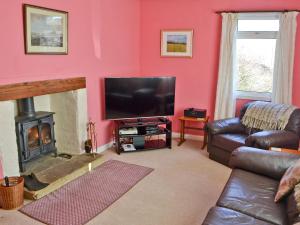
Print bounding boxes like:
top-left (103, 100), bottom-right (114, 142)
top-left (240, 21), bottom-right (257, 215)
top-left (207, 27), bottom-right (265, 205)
top-left (96, 141), bottom-right (114, 153)
top-left (96, 133), bottom-right (204, 153)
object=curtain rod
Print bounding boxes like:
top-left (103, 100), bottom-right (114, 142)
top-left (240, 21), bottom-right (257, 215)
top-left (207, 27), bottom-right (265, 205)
top-left (215, 10), bottom-right (300, 14)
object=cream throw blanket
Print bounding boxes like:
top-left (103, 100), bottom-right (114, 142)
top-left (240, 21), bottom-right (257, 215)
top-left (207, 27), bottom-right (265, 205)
top-left (241, 101), bottom-right (296, 130)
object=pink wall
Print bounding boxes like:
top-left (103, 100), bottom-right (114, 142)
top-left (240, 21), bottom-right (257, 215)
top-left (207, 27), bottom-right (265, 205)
top-left (0, 0), bottom-right (140, 142)
top-left (0, 0), bottom-right (140, 177)
top-left (140, 0), bottom-right (300, 133)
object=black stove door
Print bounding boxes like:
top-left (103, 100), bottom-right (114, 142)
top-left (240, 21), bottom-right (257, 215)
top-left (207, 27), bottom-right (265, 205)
top-left (22, 121), bottom-right (42, 160)
top-left (40, 116), bottom-right (56, 153)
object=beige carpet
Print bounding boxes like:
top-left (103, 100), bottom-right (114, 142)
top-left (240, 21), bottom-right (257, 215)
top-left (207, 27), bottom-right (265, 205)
top-left (0, 140), bottom-right (231, 225)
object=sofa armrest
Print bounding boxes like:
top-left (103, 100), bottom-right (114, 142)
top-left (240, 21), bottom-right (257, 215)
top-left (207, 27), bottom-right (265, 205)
top-left (229, 147), bottom-right (300, 180)
top-left (245, 130), bottom-right (300, 150)
top-left (206, 118), bottom-right (245, 135)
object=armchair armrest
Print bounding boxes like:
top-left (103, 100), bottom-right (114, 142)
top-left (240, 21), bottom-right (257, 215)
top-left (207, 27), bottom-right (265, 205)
top-left (206, 117), bottom-right (245, 135)
top-left (229, 147), bottom-right (300, 180)
top-left (245, 130), bottom-right (299, 150)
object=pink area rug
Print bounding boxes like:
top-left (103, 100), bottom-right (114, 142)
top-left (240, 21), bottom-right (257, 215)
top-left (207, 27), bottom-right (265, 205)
top-left (20, 160), bottom-right (154, 225)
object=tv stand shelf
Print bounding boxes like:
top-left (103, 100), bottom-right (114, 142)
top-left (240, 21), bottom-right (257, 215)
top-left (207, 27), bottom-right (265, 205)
top-left (114, 117), bottom-right (172, 154)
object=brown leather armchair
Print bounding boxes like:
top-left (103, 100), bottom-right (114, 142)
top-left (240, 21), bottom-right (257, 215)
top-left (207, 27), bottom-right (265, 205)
top-left (206, 102), bottom-right (300, 166)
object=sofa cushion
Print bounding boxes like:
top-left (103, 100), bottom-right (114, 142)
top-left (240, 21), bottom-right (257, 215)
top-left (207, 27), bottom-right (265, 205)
top-left (286, 189), bottom-right (300, 225)
top-left (275, 158), bottom-right (300, 202)
top-left (212, 134), bottom-right (247, 152)
top-left (202, 207), bottom-right (273, 225)
top-left (294, 183), bottom-right (300, 212)
top-left (217, 169), bottom-right (287, 225)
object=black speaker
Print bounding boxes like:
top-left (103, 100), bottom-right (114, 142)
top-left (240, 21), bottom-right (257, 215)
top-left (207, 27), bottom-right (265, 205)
top-left (184, 108), bottom-right (206, 118)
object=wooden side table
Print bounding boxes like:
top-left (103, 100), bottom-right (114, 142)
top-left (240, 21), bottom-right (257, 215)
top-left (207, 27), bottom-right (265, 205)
top-left (178, 116), bottom-right (209, 149)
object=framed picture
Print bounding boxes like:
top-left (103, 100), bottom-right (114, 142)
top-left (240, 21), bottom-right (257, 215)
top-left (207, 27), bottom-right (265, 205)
top-left (23, 4), bottom-right (68, 54)
top-left (161, 30), bottom-right (193, 57)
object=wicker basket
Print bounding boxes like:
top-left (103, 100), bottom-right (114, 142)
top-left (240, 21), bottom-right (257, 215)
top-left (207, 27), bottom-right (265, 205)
top-left (0, 176), bottom-right (24, 210)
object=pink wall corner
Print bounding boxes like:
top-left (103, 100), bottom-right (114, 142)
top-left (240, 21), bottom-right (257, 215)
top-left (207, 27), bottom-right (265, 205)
top-left (140, 0), bottom-right (300, 134)
top-left (0, 0), bottom-right (141, 149)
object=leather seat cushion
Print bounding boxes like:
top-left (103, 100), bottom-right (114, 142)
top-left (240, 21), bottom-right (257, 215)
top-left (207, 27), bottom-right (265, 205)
top-left (286, 190), bottom-right (300, 224)
top-left (202, 207), bottom-right (273, 225)
top-left (212, 134), bottom-right (247, 152)
top-left (217, 169), bottom-right (287, 225)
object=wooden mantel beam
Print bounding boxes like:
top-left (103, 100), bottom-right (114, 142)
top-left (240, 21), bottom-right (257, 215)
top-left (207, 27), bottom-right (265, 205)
top-left (0, 77), bottom-right (86, 101)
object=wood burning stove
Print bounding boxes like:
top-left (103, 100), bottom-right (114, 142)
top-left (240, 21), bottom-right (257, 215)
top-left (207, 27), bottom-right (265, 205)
top-left (15, 97), bottom-right (57, 172)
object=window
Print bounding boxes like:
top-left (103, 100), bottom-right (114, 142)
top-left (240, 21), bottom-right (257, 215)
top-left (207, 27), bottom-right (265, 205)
top-left (236, 13), bottom-right (280, 100)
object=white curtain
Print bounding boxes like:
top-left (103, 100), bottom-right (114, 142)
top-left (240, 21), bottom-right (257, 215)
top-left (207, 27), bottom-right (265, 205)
top-left (214, 13), bottom-right (238, 120)
top-left (272, 11), bottom-right (299, 104)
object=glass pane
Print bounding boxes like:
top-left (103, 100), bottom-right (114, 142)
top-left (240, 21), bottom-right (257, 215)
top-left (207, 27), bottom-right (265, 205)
top-left (28, 126), bottom-right (40, 149)
top-left (41, 123), bottom-right (52, 145)
top-left (238, 20), bottom-right (279, 31)
top-left (237, 39), bottom-right (276, 93)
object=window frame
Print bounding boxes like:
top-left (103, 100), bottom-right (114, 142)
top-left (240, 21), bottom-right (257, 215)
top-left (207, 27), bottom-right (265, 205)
top-left (235, 13), bottom-right (280, 101)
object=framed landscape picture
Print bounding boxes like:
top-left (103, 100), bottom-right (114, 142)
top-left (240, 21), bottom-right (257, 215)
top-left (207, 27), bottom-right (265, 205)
top-left (23, 4), bottom-right (68, 54)
top-left (161, 30), bottom-right (193, 57)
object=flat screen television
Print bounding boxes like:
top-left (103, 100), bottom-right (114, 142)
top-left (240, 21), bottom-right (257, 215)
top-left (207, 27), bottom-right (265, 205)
top-left (105, 77), bottom-right (176, 120)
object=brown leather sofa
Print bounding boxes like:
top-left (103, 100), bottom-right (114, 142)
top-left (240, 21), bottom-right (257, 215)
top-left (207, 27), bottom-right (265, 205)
top-left (202, 147), bottom-right (300, 225)
top-left (206, 103), bottom-right (300, 166)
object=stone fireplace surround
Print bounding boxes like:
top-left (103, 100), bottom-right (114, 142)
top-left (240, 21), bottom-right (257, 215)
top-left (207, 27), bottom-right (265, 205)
top-left (0, 78), bottom-right (88, 176)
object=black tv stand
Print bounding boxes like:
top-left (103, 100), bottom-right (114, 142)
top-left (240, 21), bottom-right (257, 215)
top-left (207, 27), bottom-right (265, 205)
top-left (114, 117), bottom-right (172, 154)
top-left (137, 118), bottom-right (144, 126)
